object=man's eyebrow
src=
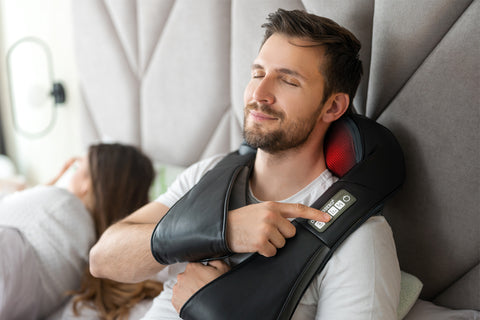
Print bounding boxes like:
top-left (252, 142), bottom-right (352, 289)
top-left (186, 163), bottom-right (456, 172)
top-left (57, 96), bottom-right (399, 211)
top-left (277, 68), bottom-right (307, 80)
top-left (251, 64), bottom-right (306, 80)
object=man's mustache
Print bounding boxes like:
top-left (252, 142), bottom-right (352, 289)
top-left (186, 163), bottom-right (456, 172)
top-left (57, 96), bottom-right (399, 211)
top-left (245, 102), bottom-right (284, 120)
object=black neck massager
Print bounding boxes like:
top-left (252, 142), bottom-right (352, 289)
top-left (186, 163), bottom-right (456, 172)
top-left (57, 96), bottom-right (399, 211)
top-left (151, 114), bottom-right (405, 320)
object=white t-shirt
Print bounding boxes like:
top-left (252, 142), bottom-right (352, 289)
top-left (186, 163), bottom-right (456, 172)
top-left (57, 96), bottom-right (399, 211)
top-left (143, 155), bottom-right (400, 319)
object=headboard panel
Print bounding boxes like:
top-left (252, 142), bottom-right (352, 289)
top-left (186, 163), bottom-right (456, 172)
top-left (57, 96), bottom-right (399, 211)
top-left (141, 0), bottom-right (232, 165)
top-left (379, 1), bottom-right (479, 305)
top-left (71, 0), bottom-right (479, 310)
top-left (367, 0), bottom-right (472, 119)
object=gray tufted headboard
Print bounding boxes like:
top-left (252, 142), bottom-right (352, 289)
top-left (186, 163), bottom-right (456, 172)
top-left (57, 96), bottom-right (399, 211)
top-left (72, 0), bottom-right (479, 313)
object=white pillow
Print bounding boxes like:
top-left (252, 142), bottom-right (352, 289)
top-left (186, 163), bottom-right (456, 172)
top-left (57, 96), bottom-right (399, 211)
top-left (398, 271), bottom-right (423, 319)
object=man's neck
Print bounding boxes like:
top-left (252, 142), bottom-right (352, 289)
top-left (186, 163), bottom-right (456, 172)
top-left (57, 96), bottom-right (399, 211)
top-left (250, 145), bottom-right (327, 202)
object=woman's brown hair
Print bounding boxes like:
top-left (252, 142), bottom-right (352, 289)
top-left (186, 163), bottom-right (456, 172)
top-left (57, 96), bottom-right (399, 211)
top-left (70, 143), bottom-right (163, 319)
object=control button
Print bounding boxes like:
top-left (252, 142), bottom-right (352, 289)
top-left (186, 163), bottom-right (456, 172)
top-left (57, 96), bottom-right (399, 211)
top-left (334, 200), bottom-right (345, 209)
top-left (314, 221), bottom-right (325, 229)
top-left (309, 189), bottom-right (356, 233)
top-left (328, 206), bottom-right (339, 216)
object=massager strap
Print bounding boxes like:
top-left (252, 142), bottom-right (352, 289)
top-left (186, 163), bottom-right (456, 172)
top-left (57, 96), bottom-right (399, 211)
top-left (150, 151), bottom-right (255, 265)
top-left (179, 115), bottom-right (405, 319)
top-left (179, 184), bottom-right (386, 320)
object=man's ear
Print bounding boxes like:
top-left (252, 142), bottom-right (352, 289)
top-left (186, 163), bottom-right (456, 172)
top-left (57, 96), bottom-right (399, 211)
top-left (321, 93), bottom-right (350, 123)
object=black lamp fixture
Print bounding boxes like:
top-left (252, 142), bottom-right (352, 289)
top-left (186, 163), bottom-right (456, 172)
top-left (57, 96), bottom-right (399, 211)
top-left (51, 82), bottom-right (66, 104)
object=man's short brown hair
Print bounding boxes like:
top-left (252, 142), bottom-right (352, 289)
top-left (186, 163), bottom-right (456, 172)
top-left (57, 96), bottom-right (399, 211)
top-left (262, 9), bottom-right (363, 111)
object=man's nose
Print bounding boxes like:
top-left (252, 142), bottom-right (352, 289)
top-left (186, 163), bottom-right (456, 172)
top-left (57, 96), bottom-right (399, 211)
top-left (252, 77), bottom-right (275, 105)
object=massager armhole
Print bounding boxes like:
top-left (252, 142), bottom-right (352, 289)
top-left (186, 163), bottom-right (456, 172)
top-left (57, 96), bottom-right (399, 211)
top-left (150, 152), bottom-right (255, 265)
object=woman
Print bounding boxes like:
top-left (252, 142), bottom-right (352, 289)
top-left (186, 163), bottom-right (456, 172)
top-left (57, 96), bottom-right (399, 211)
top-left (0, 143), bottom-right (163, 319)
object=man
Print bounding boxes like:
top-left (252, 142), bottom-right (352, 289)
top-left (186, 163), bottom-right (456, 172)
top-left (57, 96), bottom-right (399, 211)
top-left (90, 9), bottom-right (400, 319)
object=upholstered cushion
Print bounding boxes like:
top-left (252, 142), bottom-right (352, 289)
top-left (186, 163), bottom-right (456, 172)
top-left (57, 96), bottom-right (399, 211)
top-left (404, 299), bottom-right (480, 320)
top-left (379, 0), bottom-right (479, 305)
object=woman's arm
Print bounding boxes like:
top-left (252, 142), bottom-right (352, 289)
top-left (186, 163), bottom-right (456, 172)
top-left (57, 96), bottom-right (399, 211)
top-left (45, 157), bottom-right (79, 186)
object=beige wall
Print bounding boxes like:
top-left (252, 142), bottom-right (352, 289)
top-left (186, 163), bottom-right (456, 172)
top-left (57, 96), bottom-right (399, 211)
top-left (0, 0), bottom-right (83, 185)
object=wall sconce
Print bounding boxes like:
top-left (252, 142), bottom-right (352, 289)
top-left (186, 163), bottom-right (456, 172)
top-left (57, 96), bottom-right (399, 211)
top-left (6, 37), bottom-right (66, 138)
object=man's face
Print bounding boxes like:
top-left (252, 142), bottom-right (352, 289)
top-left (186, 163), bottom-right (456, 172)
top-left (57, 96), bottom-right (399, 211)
top-left (243, 33), bottom-right (327, 153)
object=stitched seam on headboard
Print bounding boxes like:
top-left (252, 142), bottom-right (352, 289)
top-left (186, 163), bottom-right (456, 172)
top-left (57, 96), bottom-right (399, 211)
top-left (370, 0), bottom-right (474, 121)
top-left (102, 0), bottom-right (139, 80)
top-left (141, 1), bottom-right (176, 79)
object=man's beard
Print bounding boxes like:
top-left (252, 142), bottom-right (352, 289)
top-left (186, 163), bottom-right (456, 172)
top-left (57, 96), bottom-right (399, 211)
top-left (242, 102), bottom-right (321, 154)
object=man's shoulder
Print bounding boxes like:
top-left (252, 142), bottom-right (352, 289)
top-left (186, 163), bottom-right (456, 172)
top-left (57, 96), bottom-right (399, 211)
top-left (332, 215), bottom-right (395, 264)
top-left (175, 153), bottom-right (228, 188)
top-left (155, 153), bottom-right (227, 206)
top-left (170, 153), bottom-right (228, 187)
top-left (356, 215), bottom-right (392, 237)
top-left (186, 153), bottom-right (227, 177)
top-left (345, 216), bottom-right (393, 246)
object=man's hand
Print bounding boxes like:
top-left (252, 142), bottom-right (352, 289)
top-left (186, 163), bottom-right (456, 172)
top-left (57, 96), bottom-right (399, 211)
top-left (227, 202), bottom-right (331, 257)
top-left (172, 260), bottom-right (230, 313)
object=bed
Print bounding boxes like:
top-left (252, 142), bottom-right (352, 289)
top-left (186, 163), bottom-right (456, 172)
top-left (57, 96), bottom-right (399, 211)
top-left (71, 0), bottom-right (479, 318)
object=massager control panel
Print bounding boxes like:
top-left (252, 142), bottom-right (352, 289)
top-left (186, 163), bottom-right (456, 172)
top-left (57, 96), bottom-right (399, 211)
top-left (309, 189), bottom-right (356, 232)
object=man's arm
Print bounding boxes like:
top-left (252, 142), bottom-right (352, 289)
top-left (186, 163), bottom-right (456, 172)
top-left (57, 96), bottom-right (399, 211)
top-left (89, 201), bottom-right (169, 283)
